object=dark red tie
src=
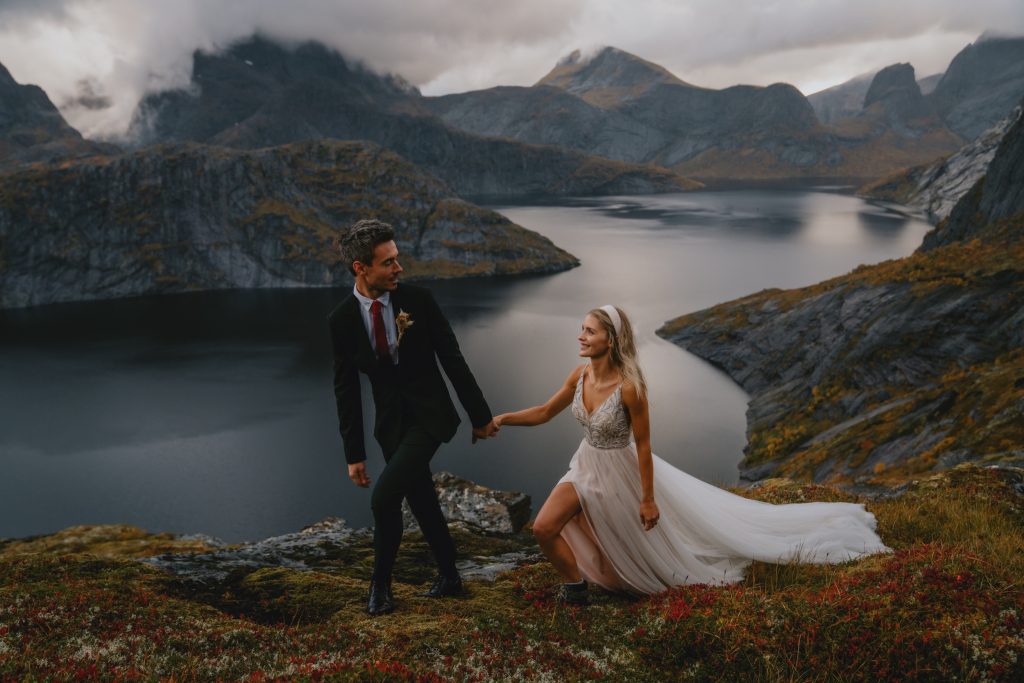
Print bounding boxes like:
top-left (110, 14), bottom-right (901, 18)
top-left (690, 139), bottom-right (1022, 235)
top-left (370, 300), bottom-right (392, 364)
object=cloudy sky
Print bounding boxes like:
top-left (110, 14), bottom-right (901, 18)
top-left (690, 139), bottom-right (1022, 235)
top-left (1, 0), bottom-right (1022, 139)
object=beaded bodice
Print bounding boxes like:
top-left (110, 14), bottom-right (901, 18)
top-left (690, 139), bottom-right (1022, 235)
top-left (572, 368), bottom-right (632, 449)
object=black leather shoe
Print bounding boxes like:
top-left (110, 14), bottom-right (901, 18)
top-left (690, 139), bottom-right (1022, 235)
top-left (420, 574), bottom-right (466, 598)
top-left (367, 578), bottom-right (395, 616)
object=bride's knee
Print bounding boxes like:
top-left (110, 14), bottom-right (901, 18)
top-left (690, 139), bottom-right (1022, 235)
top-left (531, 519), bottom-right (562, 542)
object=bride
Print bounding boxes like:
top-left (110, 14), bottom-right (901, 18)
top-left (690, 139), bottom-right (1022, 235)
top-left (494, 305), bottom-right (890, 603)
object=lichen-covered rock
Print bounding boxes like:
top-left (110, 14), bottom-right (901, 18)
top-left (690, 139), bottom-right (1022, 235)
top-left (403, 471), bottom-right (531, 535)
top-left (921, 104), bottom-right (1024, 249)
top-left (138, 473), bottom-right (536, 585)
top-left (0, 139), bottom-right (578, 309)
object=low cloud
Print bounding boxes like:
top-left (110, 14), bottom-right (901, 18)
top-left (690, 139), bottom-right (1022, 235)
top-left (0, 0), bottom-right (1020, 138)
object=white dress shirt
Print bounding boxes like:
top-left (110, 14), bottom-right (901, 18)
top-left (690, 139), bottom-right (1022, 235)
top-left (352, 285), bottom-right (399, 364)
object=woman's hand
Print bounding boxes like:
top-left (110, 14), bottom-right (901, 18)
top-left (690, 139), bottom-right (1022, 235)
top-left (640, 499), bottom-right (660, 531)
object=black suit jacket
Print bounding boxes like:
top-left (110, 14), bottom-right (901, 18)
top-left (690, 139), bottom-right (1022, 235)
top-left (328, 283), bottom-right (492, 464)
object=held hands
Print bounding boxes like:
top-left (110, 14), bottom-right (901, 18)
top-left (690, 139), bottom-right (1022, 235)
top-left (348, 462), bottom-right (371, 488)
top-left (472, 418), bottom-right (500, 444)
top-left (640, 499), bottom-right (660, 531)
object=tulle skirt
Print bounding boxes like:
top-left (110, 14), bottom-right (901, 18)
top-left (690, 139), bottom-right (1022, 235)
top-left (556, 439), bottom-right (891, 595)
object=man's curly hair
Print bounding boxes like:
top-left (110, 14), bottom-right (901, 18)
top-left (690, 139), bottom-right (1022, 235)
top-left (338, 219), bottom-right (395, 276)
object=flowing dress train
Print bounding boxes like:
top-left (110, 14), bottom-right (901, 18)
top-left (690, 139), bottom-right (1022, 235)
top-left (556, 371), bottom-right (891, 595)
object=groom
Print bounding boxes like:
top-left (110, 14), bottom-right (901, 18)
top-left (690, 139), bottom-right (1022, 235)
top-left (328, 218), bottom-right (498, 616)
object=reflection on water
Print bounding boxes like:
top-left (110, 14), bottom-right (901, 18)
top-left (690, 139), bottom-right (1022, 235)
top-left (0, 189), bottom-right (933, 542)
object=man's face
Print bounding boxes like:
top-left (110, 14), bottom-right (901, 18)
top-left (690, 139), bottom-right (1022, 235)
top-left (354, 240), bottom-right (402, 295)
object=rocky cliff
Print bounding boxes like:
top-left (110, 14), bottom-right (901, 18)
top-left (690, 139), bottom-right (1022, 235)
top-left (860, 106), bottom-right (1021, 221)
top-left (862, 63), bottom-right (933, 122)
top-left (0, 140), bottom-right (578, 309)
top-left (930, 33), bottom-right (1024, 140)
top-left (129, 37), bottom-right (699, 197)
top-left (658, 107), bottom-right (1024, 487)
top-left (0, 62), bottom-right (115, 167)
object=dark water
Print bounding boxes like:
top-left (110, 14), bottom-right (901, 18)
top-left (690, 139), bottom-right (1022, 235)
top-left (0, 190), bottom-right (929, 542)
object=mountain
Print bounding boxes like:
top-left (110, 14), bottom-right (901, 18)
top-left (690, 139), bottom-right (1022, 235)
top-left (129, 35), bottom-right (425, 144)
top-left (808, 70), bottom-right (946, 124)
top-left (859, 105), bottom-right (1021, 221)
top-left (534, 46), bottom-right (691, 107)
top-left (433, 46), bottom-right (831, 178)
top-left (930, 33), bottom-right (1024, 140)
top-left (861, 63), bottom-right (933, 122)
top-left (807, 71), bottom-right (875, 124)
top-left (0, 140), bottom-right (579, 309)
top-left (431, 47), bottom-right (964, 182)
top-left (129, 37), bottom-right (699, 197)
top-left (819, 64), bottom-right (963, 179)
top-left (916, 73), bottom-right (943, 95)
top-left (0, 62), bottom-right (115, 167)
top-left (811, 33), bottom-right (1024, 143)
top-left (524, 47), bottom-right (830, 175)
top-left (424, 85), bottom-right (667, 164)
top-left (658, 107), bottom-right (1024, 487)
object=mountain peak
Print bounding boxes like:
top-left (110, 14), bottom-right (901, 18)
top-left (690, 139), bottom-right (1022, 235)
top-left (863, 63), bottom-right (920, 108)
top-left (536, 46), bottom-right (689, 108)
top-left (977, 30), bottom-right (1024, 44)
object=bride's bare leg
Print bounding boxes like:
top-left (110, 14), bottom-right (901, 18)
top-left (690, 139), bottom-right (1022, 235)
top-left (532, 483), bottom-right (584, 582)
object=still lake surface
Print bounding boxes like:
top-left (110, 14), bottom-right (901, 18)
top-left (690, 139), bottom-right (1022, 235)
top-left (0, 189), bottom-right (930, 543)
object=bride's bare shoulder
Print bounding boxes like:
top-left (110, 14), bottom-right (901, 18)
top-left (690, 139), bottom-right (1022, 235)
top-left (619, 380), bottom-right (647, 408)
top-left (565, 364), bottom-right (586, 386)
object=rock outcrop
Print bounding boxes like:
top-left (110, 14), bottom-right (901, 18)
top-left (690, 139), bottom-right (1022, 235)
top-left (128, 37), bottom-right (699, 198)
top-left (862, 63), bottom-right (933, 123)
top-left (922, 105), bottom-right (1024, 249)
top-left (0, 140), bottom-right (578, 309)
top-left (403, 471), bottom-right (531, 535)
top-left (659, 106), bottom-right (1024, 487)
top-left (137, 471), bottom-right (537, 584)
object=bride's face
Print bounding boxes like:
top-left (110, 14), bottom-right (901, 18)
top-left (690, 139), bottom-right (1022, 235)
top-left (578, 314), bottom-right (611, 358)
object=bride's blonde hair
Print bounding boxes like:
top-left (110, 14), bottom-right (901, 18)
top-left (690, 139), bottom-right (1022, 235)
top-left (588, 306), bottom-right (647, 400)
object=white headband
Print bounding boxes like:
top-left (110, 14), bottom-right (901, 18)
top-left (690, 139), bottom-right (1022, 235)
top-left (599, 305), bottom-right (622, 336)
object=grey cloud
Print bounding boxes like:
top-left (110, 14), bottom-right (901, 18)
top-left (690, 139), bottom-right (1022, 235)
top-left (60, 78), bottom-right (112, 111)
top-left (0, 0), bottom-right (1021, 138)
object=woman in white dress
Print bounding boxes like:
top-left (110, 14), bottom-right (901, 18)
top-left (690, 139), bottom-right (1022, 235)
top-left (494, 305), bottom-right (890, 603)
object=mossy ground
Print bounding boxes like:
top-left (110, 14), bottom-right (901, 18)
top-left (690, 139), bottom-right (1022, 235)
top-left (3, 465), bottom-right (1022, 681)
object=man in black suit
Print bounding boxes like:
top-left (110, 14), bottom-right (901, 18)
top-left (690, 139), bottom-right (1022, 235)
top-left (329, 219), bottom-right (498, 616)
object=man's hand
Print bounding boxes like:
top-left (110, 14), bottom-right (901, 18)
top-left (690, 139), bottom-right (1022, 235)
top-left (348, 461), bottom-right (371, 488)
top-left (471, 419), bottom-right (499, 444)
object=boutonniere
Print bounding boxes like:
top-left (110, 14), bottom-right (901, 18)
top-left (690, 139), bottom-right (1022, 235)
top-left (395, 309), bottom-right (414, 346)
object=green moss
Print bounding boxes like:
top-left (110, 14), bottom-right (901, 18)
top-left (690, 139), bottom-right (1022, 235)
top-left (3, 466), bottom-right (1022, 680)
